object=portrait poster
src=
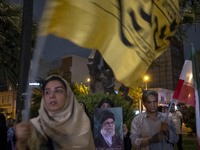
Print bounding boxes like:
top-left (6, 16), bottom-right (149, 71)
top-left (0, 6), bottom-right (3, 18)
top-left (93, 107), bottom-right (124, 150)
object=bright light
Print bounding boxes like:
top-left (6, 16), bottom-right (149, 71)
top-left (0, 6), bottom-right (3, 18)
top-left (188, 73), bottom-right (193, 83)
top-left (86, 78), bottom-right (90, 82)
top-left (29, 82), bottom-right (40, 86)
top-left (143, 75), bottom-right (150, 82)
top-left (175, 105), bottom-right (178, 111)
top-left (143, 75), bottom-right (150, 90)
top-left (135, 110), bottom-right (140, 115)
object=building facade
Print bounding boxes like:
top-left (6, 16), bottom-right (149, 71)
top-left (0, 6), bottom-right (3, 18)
top-left (51, 55), bottom-right (90, 84)
top-left (0, 91), bottom-right (16, 119)
top-left (146, 38), bottom-right (184, 91)
top-left (146, 38), bottom-right (184, 103)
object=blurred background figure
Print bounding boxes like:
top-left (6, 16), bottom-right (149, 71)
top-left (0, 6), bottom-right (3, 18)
top-left (98, 98), bottom-right (114, 108)
top-left (6, 117), bottom-right (16, 129)
top-left (0, 113), bottom-right (7, 150)
top-left (169, 103), bottom-right (183, 150)
top-left (7, 119), bottom-right (17, 150)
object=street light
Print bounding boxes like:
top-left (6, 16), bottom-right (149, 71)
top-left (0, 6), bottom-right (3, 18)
top-left (143, 75), bottom-right (150, 90)
top-left (140, 75), bottom-right (150, 112)
top-left (86, 78), bottom-right (91, 91)
top-left (86, 78), bottom-right (90, 83)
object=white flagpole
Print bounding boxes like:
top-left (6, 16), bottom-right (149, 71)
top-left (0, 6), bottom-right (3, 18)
top-left (22, 36), bottom-right (47, 121)
top-left (165, 99), bottom-right (174, 121)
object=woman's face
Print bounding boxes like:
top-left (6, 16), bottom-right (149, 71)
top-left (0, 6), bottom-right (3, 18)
top-left (101, 103), bottom-right (111, 109)
top-left (43, 80), bottom-right (67, 112)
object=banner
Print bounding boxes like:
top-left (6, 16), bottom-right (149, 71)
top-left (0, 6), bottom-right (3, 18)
top-left (38, 0), bottom-right (180, 88)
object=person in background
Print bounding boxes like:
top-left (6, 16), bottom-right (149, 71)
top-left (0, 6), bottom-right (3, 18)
top-left (130, 90), bottom-right (178, 150)
top-left (15, 75), bottom-right (95, 150)
top-left (7, 119), bottom-right (17, 150)
top-left (157, 106), bottom-right (163, 113)
top-left (169, 103), bottom-right (183, 150)
top-left (163, 106), bottom-right (168, 113)
top-left (94, 110), bottom-right (123, 149)
top-left (97, 98), bottom-right (114, 108)
top-left (6, 117), bottom-right (15, 129)
top-left (0, 113), bottom-right (7, 150)
top-left (97, 98), bottom-right (132, 150)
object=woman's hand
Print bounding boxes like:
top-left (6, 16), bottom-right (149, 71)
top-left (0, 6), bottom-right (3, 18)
top-left (15, 122), bottom-right (31, 150)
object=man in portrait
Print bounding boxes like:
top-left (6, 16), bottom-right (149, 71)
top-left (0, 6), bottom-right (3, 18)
top-left (94, 109), bottom-right (123, 149)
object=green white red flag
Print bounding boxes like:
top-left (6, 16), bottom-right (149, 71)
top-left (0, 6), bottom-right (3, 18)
top-left (173, 59), bottom-right (200, 148)
top-left (173, 60), bottom-right (195, 106)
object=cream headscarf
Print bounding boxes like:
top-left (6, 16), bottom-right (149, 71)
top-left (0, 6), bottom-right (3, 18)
top-left (31, 75), bottom-right (95, 150)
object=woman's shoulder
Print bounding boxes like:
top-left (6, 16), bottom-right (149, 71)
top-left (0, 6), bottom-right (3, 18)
top-left (28, 118), bottom-right (50, 150)
top-left (27, 126), bottom-right (50, 150)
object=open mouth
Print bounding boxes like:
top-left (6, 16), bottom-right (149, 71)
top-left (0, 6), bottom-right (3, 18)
top-left (49, 101), bottom-right (57, 106)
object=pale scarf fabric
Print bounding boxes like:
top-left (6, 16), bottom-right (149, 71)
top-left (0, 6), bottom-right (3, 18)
top-left (31, 76), bottom-right (95, 150)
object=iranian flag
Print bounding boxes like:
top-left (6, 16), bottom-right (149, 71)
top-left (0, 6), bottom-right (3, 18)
top-left (173, 59), bottom-right (200, 148)
top-left (173, 60), bottom-right (195, 106)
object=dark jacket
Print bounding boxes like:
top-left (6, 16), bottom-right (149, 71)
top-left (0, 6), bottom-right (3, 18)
top-left (124, 132), bottom-right (132, 150)
top-left (0, 113), bottom-right (7, 150)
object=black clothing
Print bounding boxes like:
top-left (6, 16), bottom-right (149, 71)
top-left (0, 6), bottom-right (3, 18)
top-left (0, 113), bottom-right (7, 150)
top-left (95, 133), bottom-right (123, 149)
top-left (124, 132), bottom-right (132, 150)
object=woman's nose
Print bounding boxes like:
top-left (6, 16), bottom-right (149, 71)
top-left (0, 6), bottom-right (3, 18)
top-left (50, 91), bottom-right (56, 97)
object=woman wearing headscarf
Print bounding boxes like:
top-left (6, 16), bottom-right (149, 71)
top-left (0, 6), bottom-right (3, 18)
top-left (15, 75), bottom-right (95, 150)
top-left (97, 98), bottom-right (114, 108)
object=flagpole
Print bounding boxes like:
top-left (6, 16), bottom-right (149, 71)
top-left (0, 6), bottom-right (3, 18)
top-left (165, 99), bottom-right (174, 121)
top-left (22, 36), bottom-right (47, 121)
top-left (16, 0), bottom-right (33, 122)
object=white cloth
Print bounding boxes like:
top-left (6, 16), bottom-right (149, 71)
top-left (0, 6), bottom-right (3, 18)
top-left (169, 111), bottom-right (183, 134)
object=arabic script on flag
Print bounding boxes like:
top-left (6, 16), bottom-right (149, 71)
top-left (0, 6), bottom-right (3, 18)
top-left (38, 0), bottom-right (180, 87)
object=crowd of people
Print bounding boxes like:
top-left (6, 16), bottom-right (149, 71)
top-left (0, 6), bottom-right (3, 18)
top-left (0, 75), bottom-right (183, 150)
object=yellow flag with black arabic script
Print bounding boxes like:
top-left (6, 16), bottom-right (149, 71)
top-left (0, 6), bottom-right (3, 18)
top-left (39, 0), bottom-right (180, 88)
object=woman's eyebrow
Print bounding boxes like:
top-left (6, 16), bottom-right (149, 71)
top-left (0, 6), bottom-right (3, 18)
top-left (55, 86), bottom-right (65, 89)
top-left (44, 86), bottom-right (65, 90)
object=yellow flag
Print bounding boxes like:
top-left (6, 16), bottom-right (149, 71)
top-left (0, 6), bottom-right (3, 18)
top-left (39, 0), bottom-right (180, 88)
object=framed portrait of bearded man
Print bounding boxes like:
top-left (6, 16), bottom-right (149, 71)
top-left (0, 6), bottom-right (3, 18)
top-left (93, 107), bottom-right (124, 150)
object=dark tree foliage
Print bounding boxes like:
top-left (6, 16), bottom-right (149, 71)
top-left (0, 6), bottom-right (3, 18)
top-left (0, 0), bottom-right (38, 90)
top-left (76, 93), bottom-right (135, 130)
top-left (184, 106), bottom-right (196, 133)
top-left (0, 0), bottom-right (22, 89)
